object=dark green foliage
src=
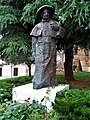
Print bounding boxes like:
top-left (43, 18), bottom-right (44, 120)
top-left (0, 0), bottom-right (33, 68)
top-left (0, 76), bottom-right (32, 102)
top-left (58, 0), bottom-right (90, 49)
top-left (0, 4), bottom-right (17, 31)
top-left (53, 89), bottom-right (90, 120)
top-left (0, 100), bottom-right (47, 120)
top-left (1, 89), bottom-right (90, 120)
top-left (0, 31), bottom-right (32, 65)
top-left (0, 99), bottom-right (60, 120)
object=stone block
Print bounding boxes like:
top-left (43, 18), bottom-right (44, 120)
top-left (12, 83), bottom-right (69, 110)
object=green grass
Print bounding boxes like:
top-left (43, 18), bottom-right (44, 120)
top-left (57, 71), bottom-right (90, 81)
top-left (56, 74), bottom-right (64, 79)
top-left (73, 71), bottom-right (90, 81)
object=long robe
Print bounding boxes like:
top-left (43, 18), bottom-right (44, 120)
top-left (30, 20), bottom-right (65, 89)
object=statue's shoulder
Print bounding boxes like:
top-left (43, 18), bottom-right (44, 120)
top-left (50, 20), bottom-right (59, 25)
top-left (34, 22), bottom-right (42, 28)
top-left (49, 20), bottom-right (60, 31)
top-left (30, 22), bottom-right (42, 37)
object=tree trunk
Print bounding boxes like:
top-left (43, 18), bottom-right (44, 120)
top-left (26, 61), bottom-right (33, 77)
top-left (64, 46), bottom-right (74, 81)
top-left (28, 65), bottom-right (31, 77)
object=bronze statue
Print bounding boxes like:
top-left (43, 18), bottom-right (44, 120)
top-left (30, 5), bottom-right (65, 89)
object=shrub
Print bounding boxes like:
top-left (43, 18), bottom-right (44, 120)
top-left (0, 100), bottom-right (47, 120)
top-left (53, 89), bottom-right (90, 120)
top-left (0, 76), bottom-right (32, 102)
top-left (0, 100), bottom-right (60, 120)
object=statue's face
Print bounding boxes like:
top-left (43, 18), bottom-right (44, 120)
top-left (42, 9), bottom-right (50, 20)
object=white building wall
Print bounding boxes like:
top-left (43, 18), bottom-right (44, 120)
top-left (0, 63), bottom-right (29, 79)
top-left (14, 64), bottom-right (28, 76)
top-left (2, 65), bottom-right (12, 77)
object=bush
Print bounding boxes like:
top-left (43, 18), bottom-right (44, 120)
top-left (53, 89), bottom-right (90, 120)
top-left (0, 100), bottom-right (48, 120)
top-left (0, 100), bottom-right (60, 120)
top-left (0, 76), bottom-right (32, 102)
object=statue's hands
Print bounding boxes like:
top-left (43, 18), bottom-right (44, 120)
top-left (32, 51), bottom-right (36, 59)
top-left (50, 21), bottom-right (59, 31)
top-left (56, 27), bottom-right (65, 39)
top-left (31, 49), bottom-right (36, 60)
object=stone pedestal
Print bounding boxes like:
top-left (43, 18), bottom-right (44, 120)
top-left (12, 83), bottom-right (69, 110)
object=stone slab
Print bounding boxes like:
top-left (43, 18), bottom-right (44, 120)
top-left (12, 83), bottom-right (69, 110)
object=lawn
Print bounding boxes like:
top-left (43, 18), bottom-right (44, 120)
top-left (57, 71), bottom-right (90, 81)
top-left (73, 71), bottom-right (90, 81)
top-left (57, 71), bottom-right (90, 89)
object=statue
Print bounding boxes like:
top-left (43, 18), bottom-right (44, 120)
top-left (30, 5), bottom-right (65, 89)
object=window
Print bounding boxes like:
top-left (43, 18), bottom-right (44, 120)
top-left (13, 68), bottom-right (18, 76)
top-left (0, 68), bottom-right (2, 76)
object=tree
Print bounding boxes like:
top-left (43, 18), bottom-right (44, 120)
top-left (0, 29), bottom-right (33, 76)
top-left (58, 0), bottom-right (90, 80)
top-left (0, 0), bottom-right (33, 76)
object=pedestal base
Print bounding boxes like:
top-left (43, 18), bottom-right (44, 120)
top-left (12, 83), bottom-right (69, 110)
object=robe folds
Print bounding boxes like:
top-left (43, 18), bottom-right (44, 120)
top-left (30, 20), bottom-right (65, 89)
